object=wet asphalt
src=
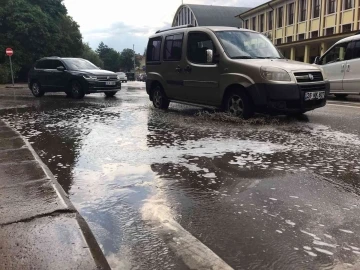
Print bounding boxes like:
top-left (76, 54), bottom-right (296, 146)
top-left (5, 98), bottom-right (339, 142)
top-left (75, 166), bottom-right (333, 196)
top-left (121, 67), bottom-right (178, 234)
top-left (1, 83), bottom-right (360, 269)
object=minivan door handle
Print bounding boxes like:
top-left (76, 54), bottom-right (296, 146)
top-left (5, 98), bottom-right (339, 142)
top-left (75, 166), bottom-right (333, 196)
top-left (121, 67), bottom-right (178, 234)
top-left (184, 65), bottom-right (192, 73)
top-left (175, 66), bottom-right (182, 73)
top-left (341, 64), bottom-right (345, 72)
top-left (346, 64), bottom-right (350, 72)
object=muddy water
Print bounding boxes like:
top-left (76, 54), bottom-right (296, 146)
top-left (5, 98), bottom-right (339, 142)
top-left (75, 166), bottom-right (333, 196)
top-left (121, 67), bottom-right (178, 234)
top-left (2, 83), bottom-right (360, 269)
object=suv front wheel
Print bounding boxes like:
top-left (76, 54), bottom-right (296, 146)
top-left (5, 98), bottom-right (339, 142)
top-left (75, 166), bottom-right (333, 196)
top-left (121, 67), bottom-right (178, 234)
top-left (224, 89), bottom-right (254, 119)
top-left (152, 86), bottom-right (170, 110)
top-left (70, 80), bottom-right (85, 99)
top-left (31, 81), bottom-right (44, 97)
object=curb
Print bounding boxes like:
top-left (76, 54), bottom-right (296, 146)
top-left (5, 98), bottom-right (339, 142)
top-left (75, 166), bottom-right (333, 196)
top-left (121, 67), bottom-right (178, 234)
top-left (3, 121), bottom-right (111, 270)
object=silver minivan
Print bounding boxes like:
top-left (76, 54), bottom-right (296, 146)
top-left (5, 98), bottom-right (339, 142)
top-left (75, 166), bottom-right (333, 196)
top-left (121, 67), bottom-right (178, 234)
top-left (315, 33), bottom-right (360, 98)
top-left (146, 25), bottom-right (329, 119)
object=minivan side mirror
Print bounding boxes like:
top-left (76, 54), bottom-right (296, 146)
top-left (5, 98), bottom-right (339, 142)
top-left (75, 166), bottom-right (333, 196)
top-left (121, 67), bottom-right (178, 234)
top-left (57, 66), bottom-right (65, 71)
top-left (206, 49), bottom-right (213, 63)
top-left (314, 56), bottom-right (320, 65)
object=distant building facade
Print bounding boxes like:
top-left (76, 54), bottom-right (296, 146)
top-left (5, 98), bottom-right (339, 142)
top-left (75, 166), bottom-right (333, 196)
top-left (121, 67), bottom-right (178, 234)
top-left (237, 0), bottom-right (359, 63)
top-left (172, 4), bottom-right (251, 27)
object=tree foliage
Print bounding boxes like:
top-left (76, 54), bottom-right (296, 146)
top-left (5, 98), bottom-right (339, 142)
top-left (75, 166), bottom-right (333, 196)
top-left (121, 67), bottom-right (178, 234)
top-left (0, 0), bottom-right (83, 82)
top-left (96, 42), bottom-right (121, 72)
top-left (82, 43), bottom-right (104, 68)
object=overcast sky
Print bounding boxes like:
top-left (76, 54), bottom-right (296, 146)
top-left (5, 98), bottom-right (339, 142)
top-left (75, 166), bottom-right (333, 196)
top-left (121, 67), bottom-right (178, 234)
top-left (63, 0), bottom-right (267, 54)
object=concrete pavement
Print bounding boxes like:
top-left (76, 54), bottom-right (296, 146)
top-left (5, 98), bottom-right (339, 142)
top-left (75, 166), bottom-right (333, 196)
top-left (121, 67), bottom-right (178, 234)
top-left (0, 120), bottom-right (110, 269)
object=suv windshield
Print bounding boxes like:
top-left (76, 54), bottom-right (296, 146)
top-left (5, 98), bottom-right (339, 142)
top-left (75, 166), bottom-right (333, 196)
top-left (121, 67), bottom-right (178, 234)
top-left (215, 31), bottom-right (282, 59)
top-left (63, 58), bottom-right (99, 70)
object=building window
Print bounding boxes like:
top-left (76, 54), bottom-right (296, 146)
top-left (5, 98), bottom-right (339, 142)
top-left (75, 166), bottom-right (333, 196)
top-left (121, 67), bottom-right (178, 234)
top-left (325, 27), bottom-right (334, 35)
top-left (313, 0), bottom-right (320, 18)
top-left (287, 36), bottom-right (293, 43)
top-left (298, 33), bottom-right (305, 40)
top-left (245, 20), bottom-right (249, 29)
top-left (344, 0), bottom-right (353, 10)
top-left (278, 7), bottom-right (283, 28)
top-left (268, 10), bottom-right (273, 30)
top-left (311, 31), bottom-right (319, 38)
top-left (343, 24), bottom-right (352, 32)
top-left (260, 14), bottom-right (264, 32)
top-left (276, 38), bottom-right (282, 45)
top-left (288, 3), bottom-right (294, 25)
top-left (327, 0), bottom-right (336, 14)
top-left (299, 0), bottom-right (307, 21)
top-left (252, 16), bottom-right (256, 31)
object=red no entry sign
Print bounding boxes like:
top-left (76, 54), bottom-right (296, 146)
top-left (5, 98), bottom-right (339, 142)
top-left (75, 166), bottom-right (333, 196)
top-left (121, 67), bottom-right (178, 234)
top-left (6, 48), bottom-right (13, 57)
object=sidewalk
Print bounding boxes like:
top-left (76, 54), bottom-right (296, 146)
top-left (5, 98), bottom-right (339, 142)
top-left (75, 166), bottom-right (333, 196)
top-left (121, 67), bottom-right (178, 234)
top-left (0, 120), bottom-right (110, 269)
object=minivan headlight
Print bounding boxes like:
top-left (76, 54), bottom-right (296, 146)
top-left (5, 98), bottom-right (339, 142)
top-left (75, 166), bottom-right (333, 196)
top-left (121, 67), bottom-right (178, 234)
top-left (83, 75), bottom-right (97, 80)
top-left (260, 66), bottom-right (291, 82)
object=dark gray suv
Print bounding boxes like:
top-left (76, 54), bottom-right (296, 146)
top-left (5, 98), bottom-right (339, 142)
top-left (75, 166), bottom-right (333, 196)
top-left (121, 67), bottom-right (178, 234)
top-left (28, 57), bottom-right (121, 99)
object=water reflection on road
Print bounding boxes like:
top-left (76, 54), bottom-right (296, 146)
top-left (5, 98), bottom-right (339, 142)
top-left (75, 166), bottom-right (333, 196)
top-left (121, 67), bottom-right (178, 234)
top-left (1, 83), bottom-right (360, 269)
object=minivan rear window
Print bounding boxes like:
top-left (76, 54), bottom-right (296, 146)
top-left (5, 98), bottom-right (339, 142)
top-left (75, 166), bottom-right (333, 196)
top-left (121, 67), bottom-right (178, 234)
top-left (147, 37), bottom-right (162, 63)
top-left (163, 33), bottom-right (183, 61)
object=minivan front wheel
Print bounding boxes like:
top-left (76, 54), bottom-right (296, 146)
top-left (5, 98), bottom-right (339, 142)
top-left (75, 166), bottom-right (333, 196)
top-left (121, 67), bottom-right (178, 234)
top-left (152, 86), bottom-right (169, 109)
top-left (224, 90), bottom-right (254, 119)
top-left (70, 81), bottom-right (85, 99)
top-left (31, 81), bottom-right (44, 97)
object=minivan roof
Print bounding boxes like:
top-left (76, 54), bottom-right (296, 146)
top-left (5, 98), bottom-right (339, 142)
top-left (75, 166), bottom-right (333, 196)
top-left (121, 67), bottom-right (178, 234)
top-left (335, 32), bottom-right (360, 45)
top-left (150, 26), bottom-right (257, 38)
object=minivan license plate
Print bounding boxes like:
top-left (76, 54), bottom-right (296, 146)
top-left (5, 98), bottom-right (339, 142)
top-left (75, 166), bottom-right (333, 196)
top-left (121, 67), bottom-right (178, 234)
top-left (106, 81), bottom-right (115, 86)
top-left (304, 91), bottom-right (325, 101)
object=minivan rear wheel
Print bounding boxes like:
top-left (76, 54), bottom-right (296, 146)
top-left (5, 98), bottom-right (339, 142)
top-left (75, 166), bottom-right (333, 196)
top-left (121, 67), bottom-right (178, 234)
top-left (31, 81), bottom-right (44, 97)
top-left (224, 90), bottom-right (254, 119)
top-left (152, 86), bottom-right (170, 109)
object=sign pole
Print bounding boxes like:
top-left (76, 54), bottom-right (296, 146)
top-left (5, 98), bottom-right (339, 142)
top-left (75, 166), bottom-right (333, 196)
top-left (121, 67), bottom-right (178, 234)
top-left (9, 55), bottom-right (14, 86)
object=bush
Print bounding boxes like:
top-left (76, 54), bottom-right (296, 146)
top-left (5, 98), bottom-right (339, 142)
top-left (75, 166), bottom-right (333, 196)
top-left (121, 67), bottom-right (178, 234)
top-left (0, 65), bottom-right (11, 84)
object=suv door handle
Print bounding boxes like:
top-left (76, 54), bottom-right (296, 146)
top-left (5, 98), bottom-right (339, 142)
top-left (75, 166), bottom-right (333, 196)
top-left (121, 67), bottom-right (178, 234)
top-left (184, 65), bottom-right (192, 73)
top-left (341, 64), bottom-right (345, 72)
top-left (347, 64), bottom-right (350, 72)
top-left (175, 66), bottom-right (182, 73)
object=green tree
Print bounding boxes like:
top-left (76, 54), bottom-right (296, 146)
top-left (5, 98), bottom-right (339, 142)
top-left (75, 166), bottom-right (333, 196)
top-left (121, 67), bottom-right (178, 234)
top-left (82, 43), bottom-right (104, 68)
top-left (0, 0), bottom-right (83, 83)
top-left (119, 48), bottom-right (140, 72)
top-left (96, 42), bottom-right (121, 72)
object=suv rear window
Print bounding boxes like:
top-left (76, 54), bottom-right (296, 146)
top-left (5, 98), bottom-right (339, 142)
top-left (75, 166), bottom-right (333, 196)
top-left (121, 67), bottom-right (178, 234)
top-left (163, 33), bottom-right (183, 61)
top-left (147, 37), bottom-right (162, 63)
top-left (35, 60), bottom-right (52, 69)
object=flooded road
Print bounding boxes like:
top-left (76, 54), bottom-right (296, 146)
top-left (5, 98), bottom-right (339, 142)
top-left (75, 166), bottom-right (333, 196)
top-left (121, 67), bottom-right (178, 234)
top-left (1, 83), bottom-right (360, 269)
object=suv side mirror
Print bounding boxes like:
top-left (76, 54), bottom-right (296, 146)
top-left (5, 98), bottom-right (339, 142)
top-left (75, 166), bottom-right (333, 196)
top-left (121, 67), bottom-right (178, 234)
top-left (57, 66), bottom-right (65, 71)
top-left (314, 56), bottom-right (320, 64)
top-left (206, 49), bottom-right (213, 63)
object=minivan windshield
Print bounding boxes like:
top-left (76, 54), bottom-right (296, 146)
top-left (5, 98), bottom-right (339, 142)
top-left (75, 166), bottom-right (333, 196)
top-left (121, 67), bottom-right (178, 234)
top-left (215, 31), bottom-right (282, 59)
top-left (63, 58), bottom-right (99, 70)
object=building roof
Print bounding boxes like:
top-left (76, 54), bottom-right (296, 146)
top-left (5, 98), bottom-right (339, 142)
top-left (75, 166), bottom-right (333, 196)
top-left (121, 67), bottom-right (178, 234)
top-left (174, 4), bottom-right (251, 27)
top-left (237, 0), bottom-right (279, 18)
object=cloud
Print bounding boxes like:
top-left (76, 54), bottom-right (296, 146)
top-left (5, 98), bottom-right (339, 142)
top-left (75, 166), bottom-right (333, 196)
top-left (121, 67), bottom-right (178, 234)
top-left (64, 0), bottom-right (268, 53)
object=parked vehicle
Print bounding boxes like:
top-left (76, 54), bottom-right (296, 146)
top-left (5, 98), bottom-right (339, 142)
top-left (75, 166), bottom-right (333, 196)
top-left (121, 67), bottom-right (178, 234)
top-left (116, 72), bottom-right (127, 83)
top-left (137, 73), bottom-right (147, 82)
top-left (126, 72), bottom-right (135, 81)
top-left (146, 25), bottom-right (329, 119)
top-left (314, 33), bottom-right (360, 98)
top-left (28, 57), bottom-right (121, 99)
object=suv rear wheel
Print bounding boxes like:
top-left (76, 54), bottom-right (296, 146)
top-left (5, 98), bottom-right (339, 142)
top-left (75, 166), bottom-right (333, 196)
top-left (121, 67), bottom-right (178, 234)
top-left (104, 91), bottom-right (117, 97)
top-left (70, 80), bottom-right (85, 99)
top-left (224, 89), bottom-right (254, 119)
top-left (152, 85), bottom-right (170, 109)
top-left (31, 81), bottom-right (44, 97)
